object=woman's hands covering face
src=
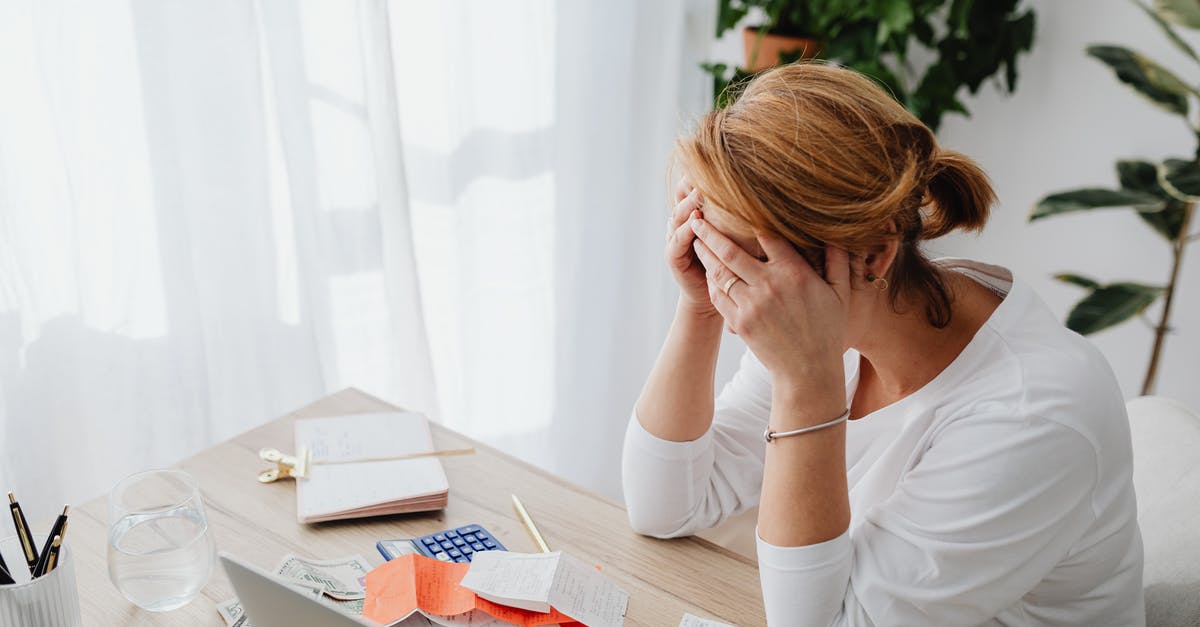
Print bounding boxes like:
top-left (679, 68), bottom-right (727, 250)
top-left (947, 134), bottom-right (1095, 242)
top-left (690, 217), bottom-right (851, 392)
top-left (664, 176), bottom-right (718, 317)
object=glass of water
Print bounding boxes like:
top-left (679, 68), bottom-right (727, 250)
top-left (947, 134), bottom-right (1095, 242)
top-left (107, 469), bottom-right (215, 612)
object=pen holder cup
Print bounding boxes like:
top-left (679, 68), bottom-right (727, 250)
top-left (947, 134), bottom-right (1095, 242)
top-left (0, 534), bottom-right (83, 627)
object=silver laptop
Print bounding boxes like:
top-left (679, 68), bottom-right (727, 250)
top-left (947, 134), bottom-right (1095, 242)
top-left (220, 552), bottom-right (374, 627)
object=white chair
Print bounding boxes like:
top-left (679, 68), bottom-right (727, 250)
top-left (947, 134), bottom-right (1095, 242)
top-left (1127, 395), bottom-right (1200, 626)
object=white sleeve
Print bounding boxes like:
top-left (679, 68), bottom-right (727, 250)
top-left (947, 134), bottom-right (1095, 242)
top-left (621, 349), bottom-right (773, 538)
top-left (757, 412), bottom-right (1099, 626)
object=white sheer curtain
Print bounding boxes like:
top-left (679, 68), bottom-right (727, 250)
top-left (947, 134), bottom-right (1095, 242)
top-left (390, 0), bottom-right (716, 498)
top-left (0, 0), bottom-right (715, 516)
top-left (0, 0), bottom-right (435, 517)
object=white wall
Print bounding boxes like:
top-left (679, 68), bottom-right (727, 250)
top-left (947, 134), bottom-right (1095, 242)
top-left (710, 0), bottom-right (1200, 408)
top-left (936, 0), bottom-right (1199, 407)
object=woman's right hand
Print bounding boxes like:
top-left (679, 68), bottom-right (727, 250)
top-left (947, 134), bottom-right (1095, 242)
top-left (666, 176), bottom-right (717, 318)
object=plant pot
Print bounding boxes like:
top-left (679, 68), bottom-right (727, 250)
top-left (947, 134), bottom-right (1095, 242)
top-left (742, 26), bottom-right (821, 73)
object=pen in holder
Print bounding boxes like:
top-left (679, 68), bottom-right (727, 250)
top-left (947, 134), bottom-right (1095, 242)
top-left (0, 533), bottom-right (82, 627)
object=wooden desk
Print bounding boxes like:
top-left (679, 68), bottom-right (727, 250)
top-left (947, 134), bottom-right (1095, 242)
top-left (70, 389), bottom-right (766, 626)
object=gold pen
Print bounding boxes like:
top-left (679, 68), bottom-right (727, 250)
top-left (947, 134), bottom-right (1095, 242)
top-left (8, 491), bottom-right (39, 574)
top-left (33, 505), bottom-right (69, 578)
top-left (511, 494), bottom-right (551, 553)
top-left (41, 535), bottom-right (61, 576)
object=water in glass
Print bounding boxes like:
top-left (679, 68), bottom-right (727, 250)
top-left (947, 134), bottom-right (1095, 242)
top-left (107, 469), bottom-right (214, 612)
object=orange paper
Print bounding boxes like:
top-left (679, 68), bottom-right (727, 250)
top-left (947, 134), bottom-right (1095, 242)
top-left (363, 554), bottom-right (584, 626)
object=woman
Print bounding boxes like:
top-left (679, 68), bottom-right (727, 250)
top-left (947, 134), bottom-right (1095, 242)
top-left (622, 63), bottom-right (1144, 626)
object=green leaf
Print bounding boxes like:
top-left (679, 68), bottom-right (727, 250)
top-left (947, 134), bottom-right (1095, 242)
top-left (1055, 273), bottom-right (1101, 290)
top-left (1138, 1), bottom-right (1200, 61)
top-left (716, 1), bottom-right (749, 36)
top-left (1065, 282), bottom-right (1164, 335)
top-left (876, 0), bottom-right (914, 44)
top-left (1155, 0), bottom-right (1200, 28)
top-left (1159, 158), bottom-right (1200, 200)
top-left (1118, 159), bottom-right (1192, 239)
top-left (1117, 159), bottom-right (1164, 192)
top-left (1087, 45), bottom-right (1193, 115)
top-left (947, 0), bottom-right (971, 38)
top-left (1031, 188), bottom-right (1164, 221)
top-left (1138, 202), bottom-right (1191, 239)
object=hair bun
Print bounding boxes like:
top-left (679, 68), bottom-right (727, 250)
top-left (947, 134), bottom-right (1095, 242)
top-left (921, 150), bottom-right (995, 239)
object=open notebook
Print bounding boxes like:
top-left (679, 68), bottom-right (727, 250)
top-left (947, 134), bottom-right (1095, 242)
top-left (293, 411), bottom-right (449, 523)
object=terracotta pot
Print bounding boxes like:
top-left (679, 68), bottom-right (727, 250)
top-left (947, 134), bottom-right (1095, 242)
top-left (742, 26), bottom-right (821, 73)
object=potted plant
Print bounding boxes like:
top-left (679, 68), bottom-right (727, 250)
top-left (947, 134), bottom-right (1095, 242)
top-left (703, 0), bottom-right (1037, 132)
top-left (736, 2), bottom-right (825, 73)
top-left (1031, 0), bottom-right (1199, 395)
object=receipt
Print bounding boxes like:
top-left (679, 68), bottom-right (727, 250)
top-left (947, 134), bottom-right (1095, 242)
top-left (460, 551), bottom-right (628, 627)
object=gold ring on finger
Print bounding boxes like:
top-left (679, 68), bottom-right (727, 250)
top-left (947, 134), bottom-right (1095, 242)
top-left (721, 276), bottom-right (742, 296)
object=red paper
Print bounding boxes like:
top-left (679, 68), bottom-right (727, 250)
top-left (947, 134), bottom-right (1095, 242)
top-left (363, 554), bottom-right (585, 626)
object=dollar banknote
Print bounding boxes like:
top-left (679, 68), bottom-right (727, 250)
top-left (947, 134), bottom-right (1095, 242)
top-left (216, 597), bottom-right (250, 627)
top-left (215, 553), bottom-right (373, 625)
top-left (275, 553), bottom-right (371, 600)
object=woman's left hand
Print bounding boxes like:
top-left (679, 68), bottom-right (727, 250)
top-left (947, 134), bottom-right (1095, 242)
top-left (690, 217), bottom-right (851, 406)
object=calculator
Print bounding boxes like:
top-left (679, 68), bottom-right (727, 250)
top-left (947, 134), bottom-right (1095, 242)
top-left (376, 524), bottom-right (507, 564)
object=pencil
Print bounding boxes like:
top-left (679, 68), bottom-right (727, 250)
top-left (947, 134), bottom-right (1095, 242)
top-left (311, 448), bottom-right (476, 466)
top-left (511, 494), bottom-right (551, 553)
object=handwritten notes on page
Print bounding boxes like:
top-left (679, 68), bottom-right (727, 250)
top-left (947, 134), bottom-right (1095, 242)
top-left (293, 412), bottom-right (449, 523)
top-left (460, 552), bottom-right (629, 627)
top-left (678, 613), bottom-right (735, 627)
top-left (456, 552), bottom-right (558, 612)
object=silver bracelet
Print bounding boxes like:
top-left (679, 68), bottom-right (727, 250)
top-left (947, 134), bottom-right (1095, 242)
top-left (764, 408), bottom-right (851, 443)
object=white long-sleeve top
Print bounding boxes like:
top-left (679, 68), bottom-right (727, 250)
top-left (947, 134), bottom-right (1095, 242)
top-left (623, 259), bottom-right (1144, 626)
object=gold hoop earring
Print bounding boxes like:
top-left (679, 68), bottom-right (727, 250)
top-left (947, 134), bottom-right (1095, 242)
top-left (865, 273), bottom-right (888, 291)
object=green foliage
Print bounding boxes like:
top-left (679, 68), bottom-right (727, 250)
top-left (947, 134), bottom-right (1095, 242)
top-left (1063, 282), bottom-right (1165, 335)
top-left (1160, 157), bottom-right (1200, 199)
top-left (1117, 159), bottom-right (1191, 239)
top-left (1155, 0), bottom-right (1200, 28)
top-left (1054, 273), bottom-right (1101, 290)
top-left (1031, 188), bottom-right (1163, 220)
top-left (1139, 1), bottom-right (1200, 61)
top-left (1086, 45), bottom-right (1194, 114)
top-left (701, 62), bottom-right (755, 109)
top-left (1054, 273), bottom-right (1167, 334)
top-left (703, 0), bottom-right (1037, 131)
top-left (1033, 1), bottom-right (1198, 395)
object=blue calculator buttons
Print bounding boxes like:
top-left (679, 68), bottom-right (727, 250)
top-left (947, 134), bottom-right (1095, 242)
top-left (386, 523), bottom-right (509, 564)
